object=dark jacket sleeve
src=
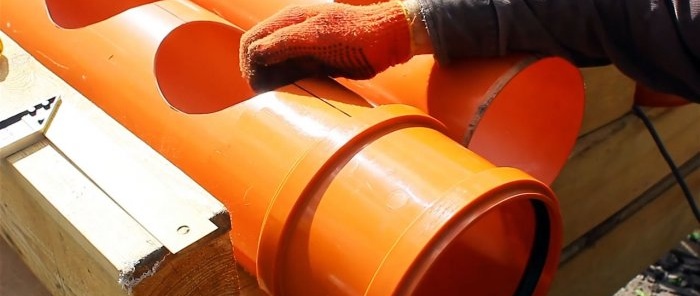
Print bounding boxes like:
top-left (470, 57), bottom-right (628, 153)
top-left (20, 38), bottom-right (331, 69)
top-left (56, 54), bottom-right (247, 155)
top-left (417, 0), bottom-right (700, 102)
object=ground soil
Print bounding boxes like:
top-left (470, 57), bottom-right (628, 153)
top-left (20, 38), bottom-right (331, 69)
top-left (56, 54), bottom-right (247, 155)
top-left (615, 231), bottom-right (700, 296)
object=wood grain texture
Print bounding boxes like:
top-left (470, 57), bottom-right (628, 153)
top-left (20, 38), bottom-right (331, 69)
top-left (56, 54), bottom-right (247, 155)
top-left (2, 139), bottom-right (251, 295)
top-left (553, 104), bottom-right (700, 246)
top-left (0, 31), bottom-right (262, 295)
top-left (549, 160), bottom-right (700, 296)
top-left (0, 238), bottom-right (51, 296)
top-left (1, 143), bottom-right (140, 296)
top-left (44, 96), bottom-right (220, 254)
top-left (578, 65), bottom-right (636, 135)
top-left (0, 36), bottom-right (74, 119)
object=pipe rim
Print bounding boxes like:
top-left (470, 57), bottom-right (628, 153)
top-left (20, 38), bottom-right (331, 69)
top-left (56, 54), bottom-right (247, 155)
top-left (367, 170), bottom-right (561, 296)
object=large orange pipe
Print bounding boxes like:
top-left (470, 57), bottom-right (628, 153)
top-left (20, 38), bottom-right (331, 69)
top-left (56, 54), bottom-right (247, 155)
top-left (186, 0), bottom-right (585, 185)
top-left (334, 55), bottom-right (585, 185)
top-left (1, 0), bottom-right (562, 295)
top-left (634, 83), bottom-right (690, 107)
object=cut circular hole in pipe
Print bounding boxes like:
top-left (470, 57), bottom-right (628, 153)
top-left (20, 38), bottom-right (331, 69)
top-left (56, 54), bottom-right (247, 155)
top-left (155, 21), bottom-right (254, 114)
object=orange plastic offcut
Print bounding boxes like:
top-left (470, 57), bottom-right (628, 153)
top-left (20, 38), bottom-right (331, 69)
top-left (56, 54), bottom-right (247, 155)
top-left (1, 0), bottom-right (565, 295)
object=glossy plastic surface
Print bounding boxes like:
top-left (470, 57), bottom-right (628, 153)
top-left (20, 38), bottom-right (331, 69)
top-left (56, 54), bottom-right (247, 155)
top-left (337, 55), bottom-right (584, 185)
top-left (45, 0), bottom-right (157, 28)
top-left (1, 0), bottom-right (564, 295)
top-left (188, 0), bottom-right (331, 30)
top-left (156, 21), bottom-right (252, 113)
top-left (186, 0), bottom-right (585, 185)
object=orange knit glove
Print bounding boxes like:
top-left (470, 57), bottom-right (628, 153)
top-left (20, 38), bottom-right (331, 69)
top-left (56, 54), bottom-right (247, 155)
top-left (239, 1), bottom-right (412, 92)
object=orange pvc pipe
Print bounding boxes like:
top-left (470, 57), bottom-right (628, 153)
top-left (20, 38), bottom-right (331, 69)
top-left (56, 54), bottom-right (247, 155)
top-left (1, 0), bottom-right (563, 295)
top-left (634, 83), bottom-right (690, 107)
top-left (185, 0), bottom-right (585, 185)
top-left (44, 0), bottom-right (158, 29)
top-left (187, 0), bottom-right (330, 31)
top-left (335, 55), bottom-right (585, 185)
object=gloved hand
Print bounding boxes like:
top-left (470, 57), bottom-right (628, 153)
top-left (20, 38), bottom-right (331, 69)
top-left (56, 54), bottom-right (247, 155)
top-left (239, 1), bottom-right (413, 92)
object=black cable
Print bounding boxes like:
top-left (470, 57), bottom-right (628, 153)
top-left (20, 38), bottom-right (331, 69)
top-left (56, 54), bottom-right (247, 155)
top-left (632, 104), bottom-right (700, 223)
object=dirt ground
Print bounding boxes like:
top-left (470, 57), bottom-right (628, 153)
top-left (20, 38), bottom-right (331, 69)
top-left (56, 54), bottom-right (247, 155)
top-left (615, 230), bottom-right (700, 296)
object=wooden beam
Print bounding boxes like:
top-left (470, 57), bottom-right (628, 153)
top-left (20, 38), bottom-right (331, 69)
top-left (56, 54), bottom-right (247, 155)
top-left (578, 65), bottom-right (635, 135)
top-left (3, 140), bottom-right (168, 295)
top-left (1, 139), bottom-right (249, 295)
top-left (552, 104), bottom-right (700, 245)
top-left (0, 30), bottom-right (262, 295)
top-left (559, 153), bottom-right (700, 263)
top-left (44, 96), bottom-right (219, 254)
top-left (549, 155), bottom-right (700, 296)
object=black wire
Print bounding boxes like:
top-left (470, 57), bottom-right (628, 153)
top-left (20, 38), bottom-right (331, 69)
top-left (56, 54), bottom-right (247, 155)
top-left (632, 104), bottom-right (700, 223)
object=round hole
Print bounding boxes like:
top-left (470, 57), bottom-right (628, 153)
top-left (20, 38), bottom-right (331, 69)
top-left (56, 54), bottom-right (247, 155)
top-left (155, 21), bottom-right (254, 114)
top-left (177, 225), bottom-right (190, 235)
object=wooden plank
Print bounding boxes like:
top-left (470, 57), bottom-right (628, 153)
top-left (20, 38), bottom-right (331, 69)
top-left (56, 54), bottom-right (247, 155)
top-left (3, 140), bottom-right (165, 295)
top-left (44, 94), bottom-right (219, 254)
top-left (2, 25), bottom-right (223, 254)
top-left (559, 153), bottom-right (700, 264)
top-left (578, 65), bottom-right (635, 135)
top-left (552, 104), bottom-right (700, 245)
top-left (2, 140), bottom-right (252, 295)
top-left (548, 156), bottom-right (700, 296)
top-left (0, 30), bottom-right (262, 295)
